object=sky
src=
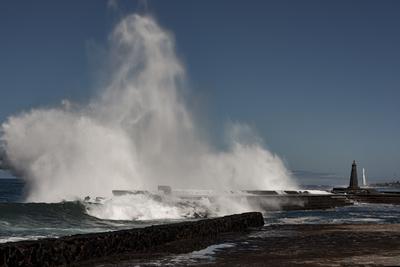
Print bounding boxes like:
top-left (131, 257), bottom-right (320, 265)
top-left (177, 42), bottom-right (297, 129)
top-left (0, 0), bottom-right (399, 183)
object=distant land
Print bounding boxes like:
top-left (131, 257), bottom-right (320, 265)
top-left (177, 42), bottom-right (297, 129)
top-left (1, 168), bottom-right (398, 188)
top-left (371, 181), bottom-right (400, 188)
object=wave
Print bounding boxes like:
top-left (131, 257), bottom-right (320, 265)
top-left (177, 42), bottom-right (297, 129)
top-left (0, 201), bottom-right (103, 243)
top-left (0, 199), bottom-right (201, 243)
top-left (0, 201), bottom-right (89, 223)
top-left (0, 187), bottom-right (258, 243)
top-left (85, 194), bottom-right (208, 221)
top-left (0, 235), bottom-right (48, 244)
top-left (0, 13), bottom-right (296, 203)
top-left (0, 198), bottom-right (204, 226)
top-left (83, 193), bottom-right (254, 221)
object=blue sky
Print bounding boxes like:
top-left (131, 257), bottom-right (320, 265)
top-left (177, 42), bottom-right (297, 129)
top-left (0, 1), bottom-right (399, 183)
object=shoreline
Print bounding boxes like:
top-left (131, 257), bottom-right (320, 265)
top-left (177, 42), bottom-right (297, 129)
top-left (101, 223), bottom-right (400, 266)
top-left (1, 212), bottom-right (400, 266)
top-left (207, 223), bottom-right (400, 266)
top-left (0, 212), bottom-right (264, 267)
top-left (76, 223), bottom-right (400, 266)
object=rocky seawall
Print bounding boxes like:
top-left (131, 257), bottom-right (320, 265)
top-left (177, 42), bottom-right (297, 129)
top-left (0, 212), bottom-right (264, 267)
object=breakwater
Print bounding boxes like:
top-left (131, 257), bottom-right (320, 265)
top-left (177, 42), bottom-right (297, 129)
top-left (349, 193), bottom-right (400, 204)
top-left (246, 194), bottom-right (352, 210)
top-left (0, 212), bottom-right (264, 267)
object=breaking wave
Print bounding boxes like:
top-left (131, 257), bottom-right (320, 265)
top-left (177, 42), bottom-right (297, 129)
top-left (0, 13), bottom-right (296, 217)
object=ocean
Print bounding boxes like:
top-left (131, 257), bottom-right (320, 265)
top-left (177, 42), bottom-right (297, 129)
top-left (0, 179), bottom-right (189, 243)
top-left (1, 178), bottom-right (400, 245)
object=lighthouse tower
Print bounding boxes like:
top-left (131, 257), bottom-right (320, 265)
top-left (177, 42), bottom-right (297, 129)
top-left (348, 160), bottom-right (359, 189)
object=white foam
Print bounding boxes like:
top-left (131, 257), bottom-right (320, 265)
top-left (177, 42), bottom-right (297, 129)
top-left (0, 235), bottom-right (47, 243)
top-left (278, 216), bottom-right (323, 224)
top-left (1, 14), bottom-right (296, 204)
top-left (175, 243), bottom-right (235, 261)
top-left (84, 193), bottom-right (257, 221)
top-left (85, 194), bottom-right (184, 221)
top-left (304, 190), bottom-right (332, 195)
top-left (332, 218), bottom-right (384, 223)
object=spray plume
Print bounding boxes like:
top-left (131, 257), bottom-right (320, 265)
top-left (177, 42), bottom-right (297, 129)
top-left (0, 14), bottom-right (296, 205)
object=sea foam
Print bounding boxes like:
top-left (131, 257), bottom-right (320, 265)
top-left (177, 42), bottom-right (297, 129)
top-left (1, 14), bottom-right (296, 219)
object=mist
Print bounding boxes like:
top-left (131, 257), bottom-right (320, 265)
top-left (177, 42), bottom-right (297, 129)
top-left (0, 14), bottom-right (296, 203)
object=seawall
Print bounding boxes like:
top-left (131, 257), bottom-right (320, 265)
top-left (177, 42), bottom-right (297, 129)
top-left (0, 212), bottom-right (264, 267)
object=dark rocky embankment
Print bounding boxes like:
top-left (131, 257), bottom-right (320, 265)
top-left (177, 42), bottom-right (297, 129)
top-left (0, 212), bottom-right (264, 267)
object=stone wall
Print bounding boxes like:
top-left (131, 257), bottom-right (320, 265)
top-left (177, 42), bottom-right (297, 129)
top-left (0, 212), bottom-right (264, 267)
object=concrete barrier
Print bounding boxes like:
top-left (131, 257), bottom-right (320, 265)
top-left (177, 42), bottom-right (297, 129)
top-left (0, 212), bottom-right (264, 267)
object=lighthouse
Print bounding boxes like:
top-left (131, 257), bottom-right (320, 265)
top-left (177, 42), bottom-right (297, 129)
top-left (348, 160), bottom-right (359, 189)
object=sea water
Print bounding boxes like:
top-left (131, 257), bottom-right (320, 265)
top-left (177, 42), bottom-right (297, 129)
top-left (1, 178), bottom-right (400, 244)
top-left (0, 179), bottom-right (190, 243)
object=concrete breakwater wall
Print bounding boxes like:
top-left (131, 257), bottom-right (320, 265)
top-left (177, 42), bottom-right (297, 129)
top-left (349, 194), bottom-right (400, 204)
top-left (0, 212), bottom-right (264, 267)
top-left (246, 194), bottom-right (352, 211)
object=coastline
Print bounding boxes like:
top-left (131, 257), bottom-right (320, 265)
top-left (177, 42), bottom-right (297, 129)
top-left (1, 206), bottom-right (400, 266)
top-left (0, 212), bottom-right (264, 267)
top-left (101, 223), bottom-right (400, 266)
top-left (205, 223), bottom-right (400, 266)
